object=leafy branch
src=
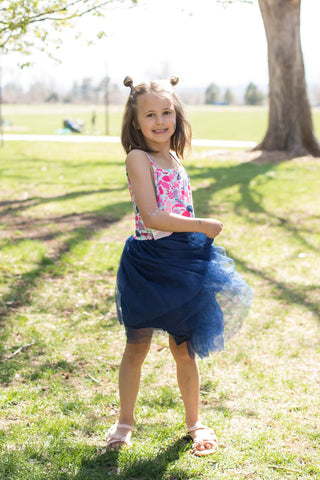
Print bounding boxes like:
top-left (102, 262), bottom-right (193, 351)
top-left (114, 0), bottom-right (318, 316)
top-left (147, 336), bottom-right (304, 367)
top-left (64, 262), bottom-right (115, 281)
top-left (0, 0), bottom-right (137, 52)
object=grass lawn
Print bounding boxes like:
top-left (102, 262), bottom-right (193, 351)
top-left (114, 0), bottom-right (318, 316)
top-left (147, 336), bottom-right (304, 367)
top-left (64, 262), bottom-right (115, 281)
top-left (0, 141), bottom-right (319, 479)
top-left (2, 103), bottom-right (320, 143)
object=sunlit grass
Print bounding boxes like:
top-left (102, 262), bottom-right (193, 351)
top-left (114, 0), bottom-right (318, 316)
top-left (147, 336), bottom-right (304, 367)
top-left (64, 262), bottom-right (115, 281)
top-left (0, 141), bottom-right (319, 479)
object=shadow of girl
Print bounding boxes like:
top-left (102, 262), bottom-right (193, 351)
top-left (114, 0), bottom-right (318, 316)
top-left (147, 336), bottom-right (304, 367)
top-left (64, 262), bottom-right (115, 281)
top-left (75, 436), bottom-right (191, 480)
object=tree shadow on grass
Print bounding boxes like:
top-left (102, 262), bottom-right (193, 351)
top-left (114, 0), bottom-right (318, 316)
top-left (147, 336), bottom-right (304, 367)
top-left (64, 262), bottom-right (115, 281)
top-left (191, 155), bottom-right (319, 236)
top-left (0, 186), bottom-right (127, 216)
top-left (233, 254), bottom-right (320, 321)
top-left (0, 197), bottom-right (132, 365)
top-left (189, 158), bottom-right (320, 320)
top-left (0, 437), bottom-right (192, 480)
top-left (189, 158), bottom-right (283, 218)
top-left (74, 436), bottom-right (192, 480)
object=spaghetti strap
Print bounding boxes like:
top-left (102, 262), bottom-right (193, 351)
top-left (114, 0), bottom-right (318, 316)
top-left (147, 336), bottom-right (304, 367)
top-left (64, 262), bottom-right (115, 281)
top-left (145, 151), bottom-right (181, 169)
top-left (144, 152), bottom-right (156, 167)
top-left (170, 152), bottom-right (182, 167)
top-left (125, 151), bottom-right (157, 168)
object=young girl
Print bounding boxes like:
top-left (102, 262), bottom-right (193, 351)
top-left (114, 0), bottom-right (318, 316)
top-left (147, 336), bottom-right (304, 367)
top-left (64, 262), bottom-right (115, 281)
top-left (106, 76), bottom-right (253, 456)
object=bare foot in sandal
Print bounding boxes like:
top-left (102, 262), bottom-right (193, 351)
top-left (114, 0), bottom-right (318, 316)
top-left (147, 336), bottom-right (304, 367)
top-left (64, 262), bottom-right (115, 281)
top-left (187, 421), bottom-right (218, 456)
top-left (106, 423), bottom-right (134, 450)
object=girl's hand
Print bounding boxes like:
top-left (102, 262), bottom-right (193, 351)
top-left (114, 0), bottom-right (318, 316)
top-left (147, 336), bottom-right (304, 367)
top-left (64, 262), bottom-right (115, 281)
top-left (200, 218), bottom-right (223, 238)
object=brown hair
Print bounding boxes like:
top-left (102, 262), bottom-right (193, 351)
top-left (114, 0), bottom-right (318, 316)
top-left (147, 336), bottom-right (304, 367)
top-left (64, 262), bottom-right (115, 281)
top-left (121, 76), bottom-right (192, 159)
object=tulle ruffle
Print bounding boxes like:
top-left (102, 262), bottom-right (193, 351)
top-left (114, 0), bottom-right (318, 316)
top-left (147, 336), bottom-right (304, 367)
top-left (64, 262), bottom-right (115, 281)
top-left (116, 232), bottom-right (253, 358)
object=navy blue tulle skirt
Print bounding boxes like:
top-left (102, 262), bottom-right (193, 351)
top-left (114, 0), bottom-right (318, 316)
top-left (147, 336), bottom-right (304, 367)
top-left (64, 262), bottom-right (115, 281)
top-left (116, 232), bottom-right (253, 358)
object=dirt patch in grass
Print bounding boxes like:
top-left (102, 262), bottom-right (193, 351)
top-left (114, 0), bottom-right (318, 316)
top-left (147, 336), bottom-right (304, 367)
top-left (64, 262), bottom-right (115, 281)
top-left (193, 148), bottom-right (320, 164)
top-left (0, 212), bottom-right (113, 238)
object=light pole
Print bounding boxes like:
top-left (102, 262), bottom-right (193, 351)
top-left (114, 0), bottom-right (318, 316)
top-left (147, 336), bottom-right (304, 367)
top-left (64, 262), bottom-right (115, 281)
top-left (105, 64), bottom-right (110, 136)
top-left (0, 56), bottom-right (4, 147)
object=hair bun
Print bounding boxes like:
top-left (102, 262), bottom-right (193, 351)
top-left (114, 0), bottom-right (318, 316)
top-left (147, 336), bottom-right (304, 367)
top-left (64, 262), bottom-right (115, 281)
top-left (124, 76), bottom-right (133, 88)
top-left (170, 76), bottom-right (179, 87)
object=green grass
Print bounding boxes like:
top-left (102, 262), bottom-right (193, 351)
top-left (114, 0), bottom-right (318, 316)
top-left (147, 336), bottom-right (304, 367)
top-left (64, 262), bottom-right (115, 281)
top-left (3, 103), bottom-right (320, 143)
top-left (187, 106), bottom-right (268, 141)
top-left (0, 141), bottom-right (319, 479)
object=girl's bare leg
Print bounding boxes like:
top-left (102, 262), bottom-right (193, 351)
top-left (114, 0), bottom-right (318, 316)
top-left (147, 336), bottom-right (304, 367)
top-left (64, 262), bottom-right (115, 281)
top-left (109, 340), bottom-right (151, 448)
top-left (118, 341), bottom-right (151, 424)
top-left (169, 335), bottom-right (217, 453)
top-left (169, 335), bottom-right (200, 427)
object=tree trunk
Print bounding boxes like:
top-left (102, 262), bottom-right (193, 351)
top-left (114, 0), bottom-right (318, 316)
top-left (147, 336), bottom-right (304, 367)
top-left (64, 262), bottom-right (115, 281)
top-left (256, 0), bottom-right (320, 156)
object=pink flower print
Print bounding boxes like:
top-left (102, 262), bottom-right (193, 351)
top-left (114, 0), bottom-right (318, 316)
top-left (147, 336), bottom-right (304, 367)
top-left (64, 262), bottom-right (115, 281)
top-left (137, 220), bottom-right (145, 231)
top-left (166, 190), bottom-right (174, 199)
top-left (182, 210), bottom-right (191, 217)
top-left (159, 181), bottom-right (171, 190)
top-left (164, 199), bottom-right (172, 211)
top-left (172, 207), bottom-right (181, 215)
top-left (162, 175), bottom-right (172, 182)
top-left (172, 202), bottom-right (183, 211)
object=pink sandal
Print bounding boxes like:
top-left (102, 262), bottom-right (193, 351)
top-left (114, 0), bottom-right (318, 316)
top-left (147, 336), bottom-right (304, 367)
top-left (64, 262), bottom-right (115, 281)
top-left (106, 423), bottom-right (134, 449)
top-left (187, 421), bottom-right (218, 456)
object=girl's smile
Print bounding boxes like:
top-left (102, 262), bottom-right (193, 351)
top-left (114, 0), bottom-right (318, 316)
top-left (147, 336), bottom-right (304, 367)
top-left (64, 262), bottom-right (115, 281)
top-left (153, 128), bottom-right (168, 134)
top-left (136, 92), bottom-right (176, 148)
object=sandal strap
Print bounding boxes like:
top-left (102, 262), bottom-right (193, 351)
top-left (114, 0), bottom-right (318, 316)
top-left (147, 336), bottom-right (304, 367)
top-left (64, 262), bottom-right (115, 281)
top-left (187, 421), bottom-right (208, 434)
top-left (117, 423), bottom-right (134, 431)
top-left (106, 424), bottom-right (134, 439)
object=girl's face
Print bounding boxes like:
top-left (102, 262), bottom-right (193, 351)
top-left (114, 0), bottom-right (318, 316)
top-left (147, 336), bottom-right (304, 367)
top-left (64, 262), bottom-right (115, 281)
top-left (136, 92), bottom-right (176, 149)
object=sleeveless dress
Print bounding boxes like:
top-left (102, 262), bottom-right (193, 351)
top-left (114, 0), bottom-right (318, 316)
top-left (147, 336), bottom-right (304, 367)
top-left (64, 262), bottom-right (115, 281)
top-left (116, 152), bottom-right (253, 358)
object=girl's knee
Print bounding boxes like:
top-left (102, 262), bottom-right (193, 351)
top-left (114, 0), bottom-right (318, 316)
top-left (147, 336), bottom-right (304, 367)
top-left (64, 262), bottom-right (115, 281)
top-left (122, 341), bottom-right (151, 366)
top-left (169, 337), bottom-right (194, 363)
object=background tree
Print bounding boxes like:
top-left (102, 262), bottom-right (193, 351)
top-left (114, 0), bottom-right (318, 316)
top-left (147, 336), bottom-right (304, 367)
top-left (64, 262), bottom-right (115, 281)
top-left (221, 0), bottom-right (320, 156)
top-left (46, 92), bottom-right (60, 103)
top-left (205, 83), bottom-right (220, 105)
top-left (244, 82), bottom-right (264, 105)
top-left (256, 0), bottom-right (320, 156)
top-left (224, 88), bottom-right (234, 105)
top-left (1, 82), bottom-right (24, 103)
top-left (26, 81), bottom-right (52, 103)
top-left (80, 78), bottom-right (94, 103)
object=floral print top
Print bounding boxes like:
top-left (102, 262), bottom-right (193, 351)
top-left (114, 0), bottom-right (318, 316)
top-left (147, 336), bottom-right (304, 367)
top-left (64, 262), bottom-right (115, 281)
top-left (126, 152), bottom-right (194, 240)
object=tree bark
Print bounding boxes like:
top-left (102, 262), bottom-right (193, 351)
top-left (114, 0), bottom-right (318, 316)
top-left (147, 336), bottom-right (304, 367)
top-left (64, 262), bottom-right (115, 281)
top-left (256, 0), bottom-right (320, 156)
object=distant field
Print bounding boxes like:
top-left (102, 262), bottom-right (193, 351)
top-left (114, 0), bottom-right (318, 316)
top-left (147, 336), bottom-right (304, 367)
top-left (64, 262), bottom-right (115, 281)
top-left (3, 103), bottom-right (320, 143)
top-left (0, 103), bottom-right (295, 142)
top-left (1, 104), bottom-right (123, 138)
